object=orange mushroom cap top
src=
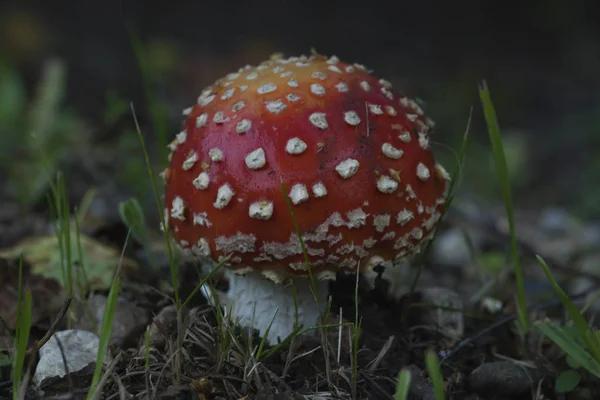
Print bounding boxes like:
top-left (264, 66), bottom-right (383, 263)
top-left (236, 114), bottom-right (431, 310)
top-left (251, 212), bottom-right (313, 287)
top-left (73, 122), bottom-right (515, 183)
top-left (162, 53), bottom-right (450, 282)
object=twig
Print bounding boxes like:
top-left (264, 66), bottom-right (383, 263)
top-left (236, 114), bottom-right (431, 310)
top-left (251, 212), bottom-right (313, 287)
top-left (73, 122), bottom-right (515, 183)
top-left (52, 334), bottom-right (74, 392)
top-left (439, 287), bottom-right (594, 365)
top-left (359, 371), bottom-right (394, 400)
top-left (26, 296), bottom-right (73, 358)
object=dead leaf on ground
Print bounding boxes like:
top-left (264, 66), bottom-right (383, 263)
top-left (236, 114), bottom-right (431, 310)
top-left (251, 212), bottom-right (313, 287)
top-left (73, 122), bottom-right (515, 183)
top-left (0, 232), bottom-right (139, 293)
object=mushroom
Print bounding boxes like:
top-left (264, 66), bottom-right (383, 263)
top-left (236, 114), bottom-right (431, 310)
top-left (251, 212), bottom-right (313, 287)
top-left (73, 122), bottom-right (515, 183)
top-left (162, 53), bottom-right (451, 345)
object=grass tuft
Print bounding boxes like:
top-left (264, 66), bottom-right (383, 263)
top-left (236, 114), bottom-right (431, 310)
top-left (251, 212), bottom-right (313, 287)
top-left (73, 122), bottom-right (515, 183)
top-left (48, 172), bottom-right (74, 300)
top-left (86, 259), bottom-right (121, 399)
top-left (534, 255), bottom-right (600, 392)
top-left (130, 103), bottom-right (180, 309)
top-left (425, 349), bottom-right (446, 400)
top-left (393, 368), bottom-right (412, 400)
top-left (12, 257), bottom-right (33, 400)
top-left (478, 81), bottom-right (529, 332)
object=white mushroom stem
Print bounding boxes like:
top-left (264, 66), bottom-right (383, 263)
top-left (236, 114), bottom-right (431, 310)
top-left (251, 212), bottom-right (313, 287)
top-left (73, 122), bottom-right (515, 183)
top-left (202, 269), bottom-right (330, 345)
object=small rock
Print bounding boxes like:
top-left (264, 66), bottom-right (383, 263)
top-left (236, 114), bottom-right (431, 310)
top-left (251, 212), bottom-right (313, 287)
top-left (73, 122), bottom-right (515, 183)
top-left (0, 202), bottom-right (20, 223)
top-left (422, 287), bottom-right (464, 338)
top-left (569, 253), bottom-right (600, 314)
top-left (33, 329), bottom-right (107, 387)
top-left (148, 304), bottom-right (180, 349)
top-left (480, 297), bottom-right (504, 314)
top-left (468, 361), bottom-right (543, 398)
top-left (430, 227), bottom-right (482, 269)
top-left (582, 222), bottom-right (600, 247)
top-left (569, 277), bottom-right (598, 314)
top-left (74, 294), bottom-right (149, 347)
top-left (538, 206), bottom-right (580, 237)
top-left (576, 253), bottom-right (600, 276)
top-left (401, 287), bottom-right (464, 339)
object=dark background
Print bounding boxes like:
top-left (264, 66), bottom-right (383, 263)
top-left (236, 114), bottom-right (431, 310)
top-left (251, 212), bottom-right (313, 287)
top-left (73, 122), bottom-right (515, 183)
top-left (2, 0), bottom-right (600, 218)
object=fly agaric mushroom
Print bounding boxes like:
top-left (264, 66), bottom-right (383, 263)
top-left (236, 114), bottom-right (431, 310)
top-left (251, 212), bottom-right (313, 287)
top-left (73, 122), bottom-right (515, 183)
top-left (162, 52), bottom-right (451, 345)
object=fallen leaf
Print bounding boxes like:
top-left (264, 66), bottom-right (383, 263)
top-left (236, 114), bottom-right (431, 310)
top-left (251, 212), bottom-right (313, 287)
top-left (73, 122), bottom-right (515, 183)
top-left (0, 232), bottom-right (139, 292)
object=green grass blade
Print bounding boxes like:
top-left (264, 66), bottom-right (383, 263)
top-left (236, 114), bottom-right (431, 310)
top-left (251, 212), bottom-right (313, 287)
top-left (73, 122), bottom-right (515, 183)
top-left (144, 326), bottom-right (151, 370)
top-left (536, 255), bottom-right (600, 362)
top-left (50, 172), bottom-right (74, 298)
top-left (478, 81), bottom-right (528, 331)
top-left (535, 321), bottom-right (600, 377)
top-left (87, 277), bottom-right (120, 399)
top-left (442, 106), bottom-right (472, 206)
top-left (181, 257), bottom-right (228, 309)
top-left (73, 210), bottom-right (91, 290)
top-left (130, 103), bottom-right (179, 308)
top-left (118, 197), bottom-right (148, 244)
top-left (425, 349), bottom-right (446, 400)
top-left (75, 187), bottom-right (98, 224)
top-left (87, 230), bottom-right (131, 398)
top-left (12, 257), bottom-right (32, 400)
top-left (581, 289), bottom-right (600, 314)
top-left (394, 368), bottom-right (412, 400)
top-left (144, 326), bottom-right (151, 393)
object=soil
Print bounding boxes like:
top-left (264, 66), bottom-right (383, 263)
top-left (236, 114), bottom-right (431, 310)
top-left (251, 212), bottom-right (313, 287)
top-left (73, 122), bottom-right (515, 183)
top-left (0, 209), bottom-right (584, 399)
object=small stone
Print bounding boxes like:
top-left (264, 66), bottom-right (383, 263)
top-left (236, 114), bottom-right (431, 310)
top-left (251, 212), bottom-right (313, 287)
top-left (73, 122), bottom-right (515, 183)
top-left (468, 361), bottom-right (544, 397)
top-left (401, 287), bottom-right (464, 339)
top-left (583, 222), bottom-right (600, 247)
top-left (430, 227), bottom-right (483, 270)
top-left (539, 206), bottom-right (580, 236)
top-left (148, 304), bottom-right (180, 349)
top-left (74, 294), bottom-right (149, 347)
top-left (33, 329), bottom-right (108, 387)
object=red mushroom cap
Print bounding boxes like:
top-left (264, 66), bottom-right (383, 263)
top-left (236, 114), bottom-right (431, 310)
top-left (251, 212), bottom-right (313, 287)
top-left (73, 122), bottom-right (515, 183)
top-left (163, 53), bottom-right (450, 282)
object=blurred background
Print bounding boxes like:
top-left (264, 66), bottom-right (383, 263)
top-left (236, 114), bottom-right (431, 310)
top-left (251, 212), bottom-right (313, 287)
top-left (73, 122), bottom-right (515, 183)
top-left (1, 0), bottom-right (599, 226)
top-left (3, 3), bottom-right (600, 397)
